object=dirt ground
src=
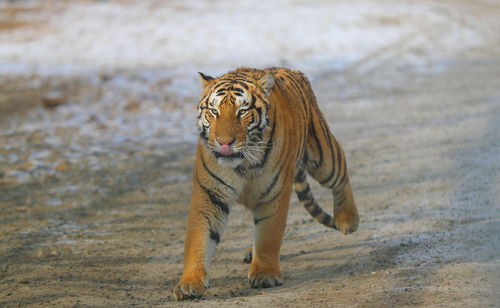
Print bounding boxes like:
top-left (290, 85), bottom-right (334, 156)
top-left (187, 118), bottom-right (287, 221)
top-left (1, 1), bottom-right (499, 307)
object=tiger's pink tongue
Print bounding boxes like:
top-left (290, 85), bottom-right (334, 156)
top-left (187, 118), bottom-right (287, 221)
top-left (219, 144), bottom-right (234, 156)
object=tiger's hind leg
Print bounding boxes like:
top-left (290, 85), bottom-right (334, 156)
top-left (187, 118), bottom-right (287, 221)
top-left (305, 116), bottom-right (359, 234)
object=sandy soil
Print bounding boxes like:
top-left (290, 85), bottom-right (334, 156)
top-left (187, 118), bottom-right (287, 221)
top-left (1, 1), bottom-right (499, 307)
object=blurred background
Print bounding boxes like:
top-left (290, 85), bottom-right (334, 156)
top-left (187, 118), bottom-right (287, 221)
top-left (0, 0), bottom-right (499, 306)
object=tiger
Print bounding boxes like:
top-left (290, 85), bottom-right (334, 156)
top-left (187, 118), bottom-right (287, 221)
top-left (173, 67), bottom-right (359, 300)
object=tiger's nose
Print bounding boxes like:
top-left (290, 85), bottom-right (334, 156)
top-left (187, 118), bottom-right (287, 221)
top-left (216, 137), bottom-right (235, 146)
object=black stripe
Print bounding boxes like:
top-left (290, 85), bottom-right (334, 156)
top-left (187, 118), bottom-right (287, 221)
top-left (202, 212), bottom-right (214, 228)
top-left (319, 138), bottom-right (339, 185)
top-left (253, 92), bottom-right (268, 107)
top-left (250, 94), bottom-right (256, 108)
top-left (201, 211), bottom-right (226, 246)
top-left (303, 150), bottom-right (309, 165)
top-left (234, 166), bottom-right (247, 177)
top-left (203, 96), bottom-right (210, 106)
top-left (317, 119), bottom-right (333, 155)
top-left (297, 144), bottom-right (306, 169)
top-left (199, 130), bottom-right (208, 141)
top-left (249, 129), bottom-right (263, 141)
top-left (260, 170), bottom-right (280, 199)
top-left (237, 81), bottom-right (249, 90)
top-left (296, 185), bottom-right (311, 201)
top-left (333, 160), bottom-right (347, 189)
top-left (199, 181), bottom-right (230, 215)
top-left (320, 214), bottom-right (332, 226)
top-left (309, 123), bottom-right (323, 168)
top-left (219, 77), bottom-right (248, 83)
top-left (286, 73), bottom-right (307, 103)
top-left (201, 154), bottom-right (236, 192)
top-left (247, 112), bottom-right (257, 129)
top-left (294, 169), bottom-right (306, 182)
top-left (329, 140), bottom-right (344, 188)
top-left (332, 139), bottom-right (343, 184)
top-left (247, 108), bottom-right (262, 131)
top-left (286, 72), bottom-right (310, 109)
top-left (249, 118), bottom-right (275, 169)
top-left (316, 119), bottom-right (337, 185)
top-left (310, 204), bottom-right (323, 217)
top-left (254, 215), bottom-right (274, 225)
top-left (255, 191), bottom-right (280, 208)
top-left (335, 191), bottom-right (345, 207)
top-left (320, 168), bottom-right (335, 185)
top-left (209, 229), bottom-right (220, 244)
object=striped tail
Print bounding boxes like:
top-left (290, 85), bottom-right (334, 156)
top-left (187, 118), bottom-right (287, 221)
top-left (293, 169), bottom-right (338, 229)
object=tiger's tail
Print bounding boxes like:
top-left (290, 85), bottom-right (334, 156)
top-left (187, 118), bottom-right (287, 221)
top-left (293, 169), bottom-right (338, 229)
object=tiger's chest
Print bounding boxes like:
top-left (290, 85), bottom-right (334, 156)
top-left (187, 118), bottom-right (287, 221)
top-left (233, 163), bottom-right (288, 209)
top-left (236, 178), bottom-right (273, 209)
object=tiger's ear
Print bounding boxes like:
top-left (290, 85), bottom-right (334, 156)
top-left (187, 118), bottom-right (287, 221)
top-left (258, 73), bottom-right (275, 96)
top-left (198, 72), bottom-right (214, 88)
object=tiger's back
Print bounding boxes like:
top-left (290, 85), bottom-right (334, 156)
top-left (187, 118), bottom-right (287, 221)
top-left (174, 67), bottom-right (359, 300)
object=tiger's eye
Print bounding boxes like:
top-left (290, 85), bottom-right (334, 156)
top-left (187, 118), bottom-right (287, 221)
top-left (209, 108), bottom-right (219, 116)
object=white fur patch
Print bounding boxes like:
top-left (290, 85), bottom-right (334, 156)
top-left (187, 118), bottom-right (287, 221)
top-left (217, 156), bottom-right (244, 168)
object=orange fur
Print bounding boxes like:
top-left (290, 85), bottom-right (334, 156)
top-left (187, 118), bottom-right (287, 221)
top-left (174, 67), bottom-right (359, 300)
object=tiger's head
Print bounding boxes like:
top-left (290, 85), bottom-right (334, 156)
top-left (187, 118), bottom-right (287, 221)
top-left (197, 70), bottom-right (275, 167)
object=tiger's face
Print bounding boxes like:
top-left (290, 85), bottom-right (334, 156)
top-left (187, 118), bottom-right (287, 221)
top-left (197, 72), bottom-right (274, 167)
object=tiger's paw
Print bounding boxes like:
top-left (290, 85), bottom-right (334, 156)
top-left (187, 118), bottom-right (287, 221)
top-left (335, 209), bottom-right (359, 235)
top-left (248, 266), bottom-right (283, 289)
top-left (173, 276), bottom-right (207, 301)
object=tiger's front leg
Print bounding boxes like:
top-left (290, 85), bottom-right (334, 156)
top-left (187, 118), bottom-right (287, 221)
top-left (248, 184), bottom-right (292, 288)
top-left (173, 179), bottom-right (231, 300)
